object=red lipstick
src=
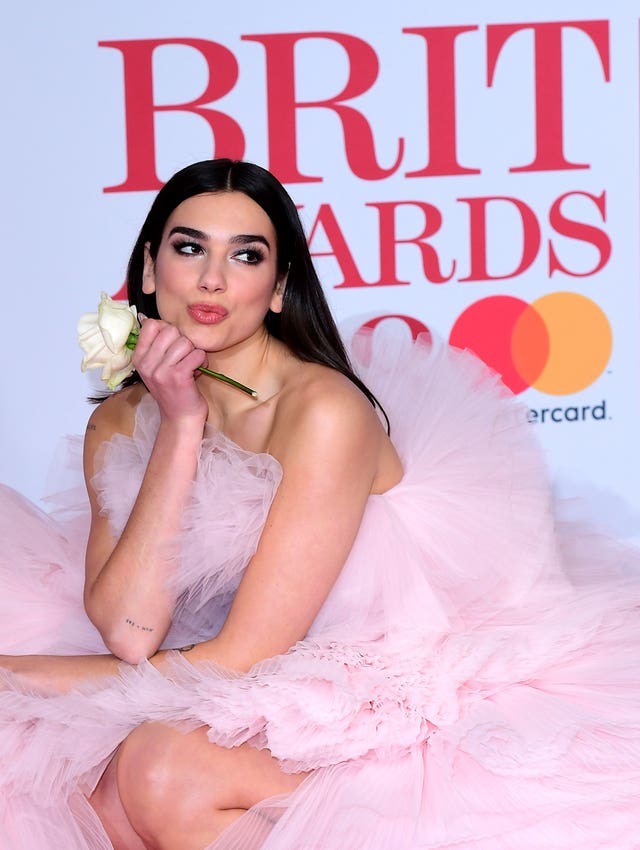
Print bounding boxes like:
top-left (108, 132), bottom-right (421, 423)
top-left (187, 303), bottom-right (228, 324)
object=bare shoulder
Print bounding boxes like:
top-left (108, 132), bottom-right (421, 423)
top-left (269, 362), bottom-right (389, 475)
top-left (83, 384), bottom-right (147, 478)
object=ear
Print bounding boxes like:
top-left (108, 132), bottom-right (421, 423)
top-left (142, 242), bottom-right (156, 295)
top-left (269, 269), bottom-right (288, 315)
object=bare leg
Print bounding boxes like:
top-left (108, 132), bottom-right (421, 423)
top-left (89, 753), bottom-right (149, 850)
top-left (114, 722), bottom-right (308, 850)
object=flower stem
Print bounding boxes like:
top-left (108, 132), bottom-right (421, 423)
top-left (125, 332), bottom-right (139, 350)
top-left (196, 366), bottom-right (258, 399)
top-left (126, 330), bottom-right (257, 398)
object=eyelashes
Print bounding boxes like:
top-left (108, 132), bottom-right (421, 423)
top-left (172, 239), bottom-right (202, 256)
top-left (170, 239), bottom-right (266, 265)
top-left (234, 247), bottom-right (266, 264)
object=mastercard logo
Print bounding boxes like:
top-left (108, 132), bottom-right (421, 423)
top-left (449, 293), bottom-right (612, 395)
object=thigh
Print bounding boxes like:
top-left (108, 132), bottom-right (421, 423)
top-left (89, 751), bottom-right (149, 850)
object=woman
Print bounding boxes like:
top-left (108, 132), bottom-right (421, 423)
top-left (0, 159), bottom-right (639, 849)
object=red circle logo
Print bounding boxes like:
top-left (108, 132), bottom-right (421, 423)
top-left (449, 293), bottom-right (612, 395)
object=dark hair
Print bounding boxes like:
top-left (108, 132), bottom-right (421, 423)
top-left (119, 158), bottom-right (388, 429)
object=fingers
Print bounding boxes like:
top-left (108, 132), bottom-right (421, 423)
top-left (131, 320), bottom-right (209, 423)
top-left (133, 320), bottom-right (205, 380)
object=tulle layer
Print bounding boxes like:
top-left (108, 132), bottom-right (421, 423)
top-left (207, 750), bottom-right (640, 850)
top-left (0, 332), bottom-right (639, 848)
top-left (2, 626), bottom-right (638, 849)
top-left (0, 482), bottom-right (104, 656)
top-left (92, 394), bottom-right (283, 641)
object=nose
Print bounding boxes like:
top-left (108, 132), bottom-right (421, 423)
top-left (198, 255), bottom-right (226, 293)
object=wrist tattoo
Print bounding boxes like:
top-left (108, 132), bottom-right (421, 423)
top-left (178, 644), bottom-right (195, 653)
top-left (125, 618), bottom-right (154, 633)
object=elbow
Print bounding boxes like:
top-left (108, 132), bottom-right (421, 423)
top-left (84, 594), bottom-right (164, 664)
top-left (103, 627), bottom-right (162, 665)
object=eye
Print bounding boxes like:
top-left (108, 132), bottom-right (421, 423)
top-left (234, 247), bottom-right (265, 265)
top-left (172, 239), bottom-right (203, 256)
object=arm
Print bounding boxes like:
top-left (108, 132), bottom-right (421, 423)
top-left (83, 320), bottom-right (208, 663)
top-left (1, 372), bottom-right (387, 691)
top-left (156, 374), bottom-right (385, 672)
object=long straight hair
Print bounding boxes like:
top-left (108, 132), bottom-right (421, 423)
top-left (117, 159), bottom-right (389, 430)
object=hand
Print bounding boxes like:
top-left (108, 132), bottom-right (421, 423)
top-left (132, 319), bottom-right (209, 424)
top-left (0, 653), bottom-right (121, 693)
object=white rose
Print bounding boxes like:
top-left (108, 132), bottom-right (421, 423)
top-left (77, 292), bottom-right (139, 390)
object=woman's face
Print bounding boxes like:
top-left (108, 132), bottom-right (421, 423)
top-left (143, 191), bottom-right (285, 355)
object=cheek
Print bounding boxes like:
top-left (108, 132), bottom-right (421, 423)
top-left (150, 260), bottom-right (186, 302)
top-left (238, 274), bottom-right (279, 308)
top-left (151, 277), bottom-right (184, 321)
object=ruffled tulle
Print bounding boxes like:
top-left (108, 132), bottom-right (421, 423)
top-left (0, 332), bottom-right (639, 848)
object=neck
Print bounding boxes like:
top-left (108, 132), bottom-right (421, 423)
top-left (199, 333), bottom-right (291, 418)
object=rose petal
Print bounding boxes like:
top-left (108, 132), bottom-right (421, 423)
top-left (78, 294), bottom-right (139, 389)
top-left (97, 294), bottom-right (137, 353)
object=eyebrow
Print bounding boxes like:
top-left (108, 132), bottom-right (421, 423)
top-left (168, 226), bottom-right (271, 250)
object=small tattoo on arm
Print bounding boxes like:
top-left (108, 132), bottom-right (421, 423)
top-left (178, 644), bottom-right (195, 653)
top-left (125, 618), bottom-right (154, 632)
top-left (86, 423), bottom-right (96, 431)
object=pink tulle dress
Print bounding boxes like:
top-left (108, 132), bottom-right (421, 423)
top-left (0, 334), bottom-right (639, 849)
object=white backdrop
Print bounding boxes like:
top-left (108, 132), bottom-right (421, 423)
top-left (1, 1), bottom-right (639, 537)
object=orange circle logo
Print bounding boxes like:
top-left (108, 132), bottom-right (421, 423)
top-left (449, 293), bottom-right (612, 395)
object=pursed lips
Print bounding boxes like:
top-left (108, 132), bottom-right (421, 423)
top-left (187, 303), bottom-right (229, 324)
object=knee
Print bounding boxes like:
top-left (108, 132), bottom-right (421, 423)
top-left (116, 723), bottom-right (196, 838)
